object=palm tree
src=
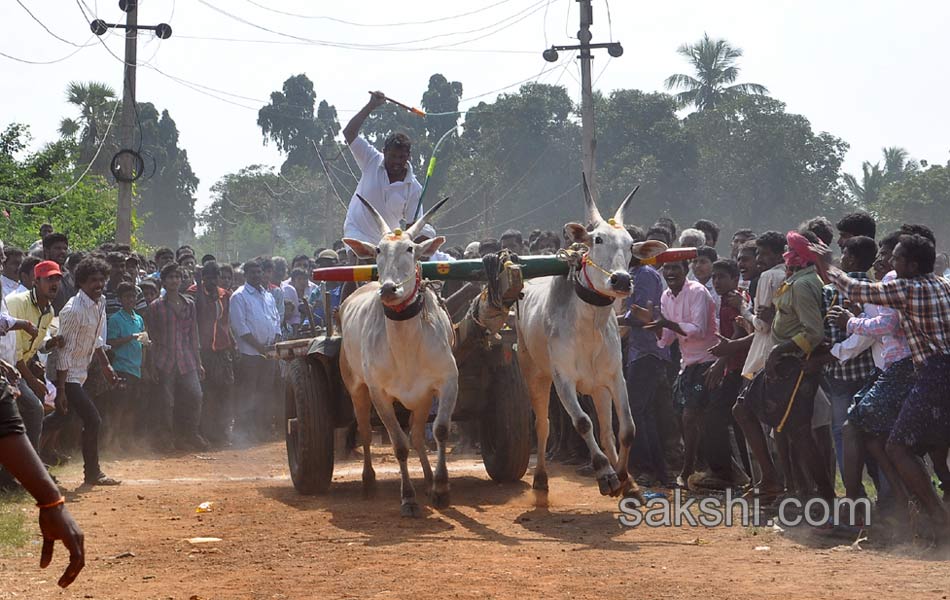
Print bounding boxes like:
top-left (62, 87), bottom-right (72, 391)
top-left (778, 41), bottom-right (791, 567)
top-left (664, 33), bottom-right (769, 111)
top-left (881, 146), bottom-right (918, 183)
top-left (843, 162), bottom-right (886, 207)
top-left (844, 146), bottom-right (918, 207)
top-left (58, 81), bottom-right (118, 172)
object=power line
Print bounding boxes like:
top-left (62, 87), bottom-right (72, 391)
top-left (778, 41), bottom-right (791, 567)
top-left (3, 99), bottom-right (121, 207)
top-left (0, 45), bottom-right (88, 65)
top-left (195, 0), bottom-right (550, 52)
top-left (438, 146), bottom-right (551, 231)
top-left (75, 0), bottom-right (562, 119)
top-left (173, 35), bottom-right (537, 54)
top-left (312, 141), bottom-right (350, 212)
top-left (277, 171), bottom-right (319, 194)
top-left (15, 0), bottom-right (98, 47)
top-left (452, 63), bottom-right (562, 106)
top-left (564, 0), bottom-right (574, 39)
top-left (447, 181), bottom-right (581, 238)
top-left (593, 56), bottom-right (613, 87)
top-left (242, 0), bottom-right (519, 28)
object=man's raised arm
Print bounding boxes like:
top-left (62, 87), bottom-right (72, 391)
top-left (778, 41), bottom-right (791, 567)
top-left (343, 90), bottom-right (387, 145)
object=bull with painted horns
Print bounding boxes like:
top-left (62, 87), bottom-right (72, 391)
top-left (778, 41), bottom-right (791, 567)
top-left (339, 195), bottom-right (457, 517)
top-left (516, 175), bottom-right (644, 501)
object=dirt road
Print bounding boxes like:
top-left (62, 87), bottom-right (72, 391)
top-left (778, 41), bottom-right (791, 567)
top-left (2, 442), bottom-right (948, 599)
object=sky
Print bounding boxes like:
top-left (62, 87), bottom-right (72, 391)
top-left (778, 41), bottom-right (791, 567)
top-left (4, 0), bottom-right (950, 219)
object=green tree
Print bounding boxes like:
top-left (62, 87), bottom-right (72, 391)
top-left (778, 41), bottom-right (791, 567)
top-left (437, 82), bottom-right (579, 240)
top-left (843, 146), bottom-right (917, 208)
top-left (596, 89), bottom-right (698, 221)
top-left (665, 34), bottom-right (768, 111)
top-left (197, 164), bottom-right (342, 262)
top-left (684, 94), bottom-right (849, 236)
top-left (134, 105), bottom-right (200, 246)
top-left (843, 161), bottom-right (886, 207)
top-left (0, 123), bottom-right (122, 250)
top-left (257, 74), bottom-right (341, 172)
top-left (875, 162), bottom-right (950, 245)
top-left (57, 81), bottom-right (119, 177)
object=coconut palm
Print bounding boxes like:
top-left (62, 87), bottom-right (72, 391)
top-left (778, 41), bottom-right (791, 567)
top-left (58, 81), bottom-right (118, 171)
top-left (664, 33), bottom-right (769, 111)
top-left (882, 146), bottom-right (918, 183)
top-left (844, 146), bottom-right (917, 206)
top-left (843, 162), bottom-right (886, 207)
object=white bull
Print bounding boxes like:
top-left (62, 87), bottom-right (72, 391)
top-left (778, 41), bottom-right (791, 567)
top-left (516, 177), bottom-right (642, 498)
top-left (339, 196), bottom-right (458, 517)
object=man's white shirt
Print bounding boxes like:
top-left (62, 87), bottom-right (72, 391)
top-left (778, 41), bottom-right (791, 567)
top-left (1, 275), bottom-right (19, 299)
top-left (343, 137), bottom-right (423, 244)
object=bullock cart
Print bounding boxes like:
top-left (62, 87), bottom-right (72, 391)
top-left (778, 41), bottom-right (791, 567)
top-left (276, 255), bottom-right (543, 495)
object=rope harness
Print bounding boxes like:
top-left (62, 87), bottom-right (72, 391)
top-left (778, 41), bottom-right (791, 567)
top-left (382, 265), bottom-right (424, 321)
top-left (557, 245), bottom-right (617, 307)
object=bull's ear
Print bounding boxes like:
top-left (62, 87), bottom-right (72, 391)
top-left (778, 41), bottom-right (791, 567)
top-left (564, 223), bottom-right (589, 245)
top-left (342, 238), bottom-right (377, 260)
top-left (416, 236), bottom-right (446, 258)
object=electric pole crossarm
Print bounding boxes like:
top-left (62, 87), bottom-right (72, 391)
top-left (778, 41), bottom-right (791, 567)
top-left (90, 19), bottom-right (173, 38)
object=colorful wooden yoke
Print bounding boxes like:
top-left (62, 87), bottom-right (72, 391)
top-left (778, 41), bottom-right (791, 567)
top-left (311, 248), bottom-right (698, 283)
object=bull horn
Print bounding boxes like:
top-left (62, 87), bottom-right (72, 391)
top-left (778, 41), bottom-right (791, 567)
top-left (406, 196), bottom-right (451, 240)
top-left (356, 194), bottom-right (391, 237)
top-left (612, 185), bottom-right (640, 226)
top-left (581, 172), bottom-right (604, 226)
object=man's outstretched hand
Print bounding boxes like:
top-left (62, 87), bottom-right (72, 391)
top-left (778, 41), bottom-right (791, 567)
top-left (39, 505), bottom-right (85, 587)
top-left (708, 333), bottom-right (735, 358)
top-left (368, 90), bottom-right (386, 110)
top-left (39, 505), bottom-right (85, 588)
top-left (643, 316), bottom-right (686, 338)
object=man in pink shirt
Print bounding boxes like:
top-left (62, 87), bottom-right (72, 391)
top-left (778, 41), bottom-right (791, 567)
top-left (648, 260), bottom-right (720, 487)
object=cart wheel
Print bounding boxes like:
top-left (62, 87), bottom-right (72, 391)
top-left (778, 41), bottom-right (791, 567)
top-left (285, 357), bottom-right (334, 494)
top-left (479, 356), bottom-right (532, 482)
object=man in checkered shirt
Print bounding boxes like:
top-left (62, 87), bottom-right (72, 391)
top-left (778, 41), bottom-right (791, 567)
top-left (821, 236), bottom-right (880, 479)
top-left (825, 233), bottom-right (950, 537)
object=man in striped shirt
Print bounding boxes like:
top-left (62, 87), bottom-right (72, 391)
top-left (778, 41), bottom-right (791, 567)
top-left (43, 257), bottom-right (120, 486)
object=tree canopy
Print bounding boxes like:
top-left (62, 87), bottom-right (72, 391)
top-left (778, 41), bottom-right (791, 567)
top-left (0, 123), bottom-right (121, 250)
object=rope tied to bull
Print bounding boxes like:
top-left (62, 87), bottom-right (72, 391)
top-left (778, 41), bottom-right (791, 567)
top-left (468, 250), bottom-right (514, 332)
top-left (555, 243), bottom-right (589, 281)
top-left (556, 243), bottom-right (613, 286)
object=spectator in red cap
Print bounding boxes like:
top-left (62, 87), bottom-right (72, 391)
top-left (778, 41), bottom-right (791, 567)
top-left (4, 261), bottom-right (65, 460)
top-left (0, 254), bottom-right (45, 490)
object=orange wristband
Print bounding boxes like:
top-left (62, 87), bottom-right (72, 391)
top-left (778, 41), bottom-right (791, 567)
top-left (37, 497), bottom-right (65, 509)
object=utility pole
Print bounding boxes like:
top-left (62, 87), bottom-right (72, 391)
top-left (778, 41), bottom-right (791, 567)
top-left (543, 0), bottom-right (623, 200)
top-left (90, 1), bottom-right (171, 245)
top-left (116, 3), bottom-right (137, 246)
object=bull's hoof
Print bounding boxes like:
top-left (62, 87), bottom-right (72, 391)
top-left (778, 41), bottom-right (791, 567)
top-left (621, 482), bottom-right (645, 503)
top-left (597, 472), bottom-right (621, 496)
top-left (362, 468), bottom-right (376, 487)
top-left (400, 500), bottom-right (422, 518)
top-left (532, 471), bottom-right (549, 491)
top-left (430, 488), bottom-right (451, 509)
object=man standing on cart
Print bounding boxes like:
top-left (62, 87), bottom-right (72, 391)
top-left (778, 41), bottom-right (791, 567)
top-left (339, 91), bottom-right (424, 301)
top-left (341, 90), bottom-right (423, 247)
